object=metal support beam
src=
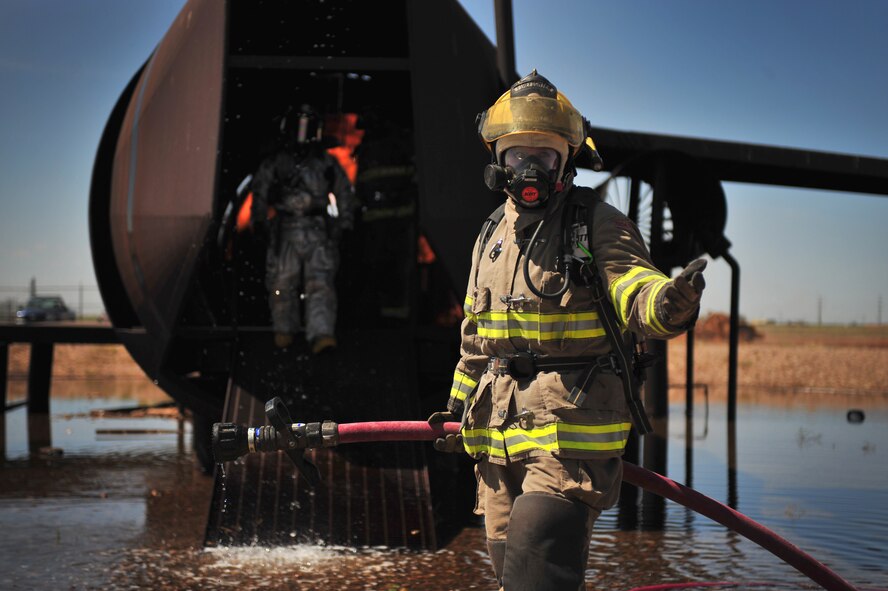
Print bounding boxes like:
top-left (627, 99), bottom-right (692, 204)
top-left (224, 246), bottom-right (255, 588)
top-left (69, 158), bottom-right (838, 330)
top-left (27, 343), bottom-right (53, 415)
top-left (727, 419), bottom-right (738, 510)
top-left (0, 342), bottom-right (6, 458)
top-left (493, 0), bottom-right (516, 87)
top-left (617, 428), bottom-right (639, 528)
top-left (647, 161), bottom-right (671, 421)
top-left (0, 342), bottom-right (7, 411)
top-left (618, 175), bottom-right (644, 525)
top-left (722, 251), bottom-right (741, 509)
top-left (685, 329), bottom-right (695, 418)
top-left (684, 329), bottom-right (695, 489)
top-left (639, 159), bottom-right (672, 527)
top-left (628, 175), bottom-right (641, 225)
top-left (648, 158), bottom-right (670, 416)
top-left (641, 338), bottom-right (668, 527)
top-left (722, 251), bottom-right (740, 424)
top-left (28, 412), bottom-right (51, 454)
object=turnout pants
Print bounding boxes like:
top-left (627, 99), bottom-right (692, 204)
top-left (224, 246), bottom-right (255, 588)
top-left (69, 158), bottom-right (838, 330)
top-left (266, 216), bottom-right (339, 342)
top-left (475, 455), bottom-right (622, 590)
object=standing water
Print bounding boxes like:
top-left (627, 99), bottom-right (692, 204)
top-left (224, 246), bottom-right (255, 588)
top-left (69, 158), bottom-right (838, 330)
top-left (1, 382), bottom-right (887, 590)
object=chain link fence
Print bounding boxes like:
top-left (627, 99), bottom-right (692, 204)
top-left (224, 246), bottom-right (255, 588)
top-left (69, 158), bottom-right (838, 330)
top-left (0, 281), bottom-right (105, 322)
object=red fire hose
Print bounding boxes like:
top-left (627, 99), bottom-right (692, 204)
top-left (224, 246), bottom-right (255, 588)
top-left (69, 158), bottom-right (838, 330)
top-left (333, 420), bottom-right (859, 591)
top-left (337, 420), bottom-right (458, 443)
top-left (214, 414), bottom-right (860, 591)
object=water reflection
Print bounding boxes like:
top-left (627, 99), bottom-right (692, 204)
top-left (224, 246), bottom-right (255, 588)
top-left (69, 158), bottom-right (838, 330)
top-left (1, 388), bottom-right (886, 590)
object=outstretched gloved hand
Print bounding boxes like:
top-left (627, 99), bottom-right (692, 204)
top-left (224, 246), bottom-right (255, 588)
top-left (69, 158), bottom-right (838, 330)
top-left (675, 258), bottom-right (707, 297)
top-left (659, 258), bottom-right (707, 329)
top-left (427, 411), bottom-right (464, 453)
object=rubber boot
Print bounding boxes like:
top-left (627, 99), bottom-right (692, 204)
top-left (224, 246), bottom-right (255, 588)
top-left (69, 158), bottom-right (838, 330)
top-left (311, 335), bottom-right (337, 354)
top-left (487, 539), bottom-right (506, 588)
top-left (274, 332), bottom-right (293, 348)
top-left (501, 493), bottom-right (591, 591)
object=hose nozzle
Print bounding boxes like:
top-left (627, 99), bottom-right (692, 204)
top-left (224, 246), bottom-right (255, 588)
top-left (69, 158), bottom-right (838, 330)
top-left (212, 422), bottom-right (250, 462)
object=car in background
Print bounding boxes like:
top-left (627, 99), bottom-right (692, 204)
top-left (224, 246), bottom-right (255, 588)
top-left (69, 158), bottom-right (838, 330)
top-left (15, 296), bottom-right (76, 323)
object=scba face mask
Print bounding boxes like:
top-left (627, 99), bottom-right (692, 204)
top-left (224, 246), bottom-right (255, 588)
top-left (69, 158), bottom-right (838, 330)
top-left (484, 146), bottom-right (560, 208)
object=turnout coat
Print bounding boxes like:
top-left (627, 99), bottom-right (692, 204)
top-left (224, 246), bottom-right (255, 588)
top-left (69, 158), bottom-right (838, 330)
top-left (446, 187), bottom-right (698, 465)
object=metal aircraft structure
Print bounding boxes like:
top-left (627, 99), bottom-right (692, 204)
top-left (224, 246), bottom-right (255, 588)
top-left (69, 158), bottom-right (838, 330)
top-left (89, 0), bottom-right (888, 550)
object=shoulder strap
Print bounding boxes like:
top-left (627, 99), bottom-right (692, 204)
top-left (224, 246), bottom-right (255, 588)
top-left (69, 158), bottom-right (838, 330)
top-left (570, 188), bottom-right (653, 435)
top-left (568, 185), bottom-right (601, 224)
top-left (478, 202), bottom-right (506, 254)
top-left (472, 202), bottom-right (507, 292)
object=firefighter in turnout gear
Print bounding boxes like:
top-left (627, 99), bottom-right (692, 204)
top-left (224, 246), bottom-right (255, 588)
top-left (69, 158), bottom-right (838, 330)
top-left (429, 71), bottom-right (706, 590)
top-left (251, 104), bottom-right (356, 353)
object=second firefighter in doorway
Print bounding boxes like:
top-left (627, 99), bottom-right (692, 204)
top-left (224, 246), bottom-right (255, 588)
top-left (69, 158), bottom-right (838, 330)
top-left (251, 104), bottom-right (357, 353)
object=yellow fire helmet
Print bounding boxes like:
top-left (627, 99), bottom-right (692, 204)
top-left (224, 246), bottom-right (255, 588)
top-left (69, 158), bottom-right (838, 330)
top-left (477, 69), bottom-right (603, 182)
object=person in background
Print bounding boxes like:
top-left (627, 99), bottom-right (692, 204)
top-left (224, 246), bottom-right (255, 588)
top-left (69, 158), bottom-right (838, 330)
top-left (429, 71), bottom-right (706, 590)
top-left (251, 104), bottom-right (356, 353)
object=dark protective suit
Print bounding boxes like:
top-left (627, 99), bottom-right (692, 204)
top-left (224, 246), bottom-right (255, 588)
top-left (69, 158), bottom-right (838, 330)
top-left (251, 146), bottom-right (356, 344)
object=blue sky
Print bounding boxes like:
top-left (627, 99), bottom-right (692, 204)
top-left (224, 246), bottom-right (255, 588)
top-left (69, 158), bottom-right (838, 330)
top-left (0, 0), bottom-right (185, 313)
top-left (1, 1), bottom-right (886, 323)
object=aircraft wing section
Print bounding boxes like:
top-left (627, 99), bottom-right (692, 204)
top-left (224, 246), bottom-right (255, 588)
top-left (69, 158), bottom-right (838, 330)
top-left (590, 125), bottom-right (888, 196)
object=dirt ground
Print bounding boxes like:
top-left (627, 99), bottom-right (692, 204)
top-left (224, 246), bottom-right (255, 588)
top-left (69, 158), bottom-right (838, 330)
top-left (8, 343), bottom-right (147, 380)
top-left (667, 323), bottom-right (888, 405)
top-left (8, 323), bottom-right (888, 404)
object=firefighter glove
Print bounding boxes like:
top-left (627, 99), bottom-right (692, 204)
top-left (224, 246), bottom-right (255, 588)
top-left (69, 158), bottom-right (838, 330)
top-left (427, 411), bottom-right (457, 424)
top-left (658, 258), bottom-right (706, 329)
top-left (433, 433), bottom-right (464, 453)
top-left (676, 258), bottom-right (707, 296)
top-left (427, 411), bottom-right (464, 453)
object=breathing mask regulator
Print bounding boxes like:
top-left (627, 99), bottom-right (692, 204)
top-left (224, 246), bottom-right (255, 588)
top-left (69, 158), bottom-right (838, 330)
top-left (483, 145), bottom-right (561, 208)
top-left (476, 70), bottom-right (604, 298)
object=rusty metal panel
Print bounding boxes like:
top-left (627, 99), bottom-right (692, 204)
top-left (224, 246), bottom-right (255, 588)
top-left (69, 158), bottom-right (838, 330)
top-left (406, 0), bottom-right (507, 291)
top-left (108, 0), bottom-right (226, 371)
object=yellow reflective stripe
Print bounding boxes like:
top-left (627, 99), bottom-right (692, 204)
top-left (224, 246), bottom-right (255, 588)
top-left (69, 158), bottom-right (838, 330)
top-left (556, 422), bottom-right (632, 451)
top-left (555, 327), bottom-right (606, 339)
top-left (557, 422), bottom-right (633, 434)
top-left (645, 279), bottom-right (669, 335)
top-left (474, 309), bottom-right (605, 341)
top-left (610, 267), bottom-right (669, 325)
top-left (503, 426), bottom-right (558, 453)
top-left (484, 310), bottom-right (598, 323)
top-left (615, 271), bottom-right (663, 324)
top-left (462, 428), bottom-right (507, 458)
top-left (477, 328), bottom-right (606, 340)
top-left (449, 370), bottom-right (479, 403)
top-left (461, 421), bottom-right (632, 456)
top-left (464, 296), bottom-right (476, 323)
top-left (610, 267), bottom-right (647, 308)
top-left (484, 310), bottom-right (535, 322)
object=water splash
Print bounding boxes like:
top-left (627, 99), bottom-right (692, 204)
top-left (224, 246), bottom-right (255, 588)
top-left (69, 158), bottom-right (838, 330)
top-left (217, 462), bottom-right (231, 515)
top-left (203, 543), bottom-right (357, 570)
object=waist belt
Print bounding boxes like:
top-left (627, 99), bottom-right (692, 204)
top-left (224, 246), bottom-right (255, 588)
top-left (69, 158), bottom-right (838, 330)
top-left (487, 353), bottom-right (620, 407)
top-left (487, 353), bottom-right (617, 377)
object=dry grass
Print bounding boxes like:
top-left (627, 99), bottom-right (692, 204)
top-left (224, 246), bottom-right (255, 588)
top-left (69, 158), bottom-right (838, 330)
top-left (8, 343), bottom-right (147, 379)
top-left (668, 324), bottom-right (888, 407)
